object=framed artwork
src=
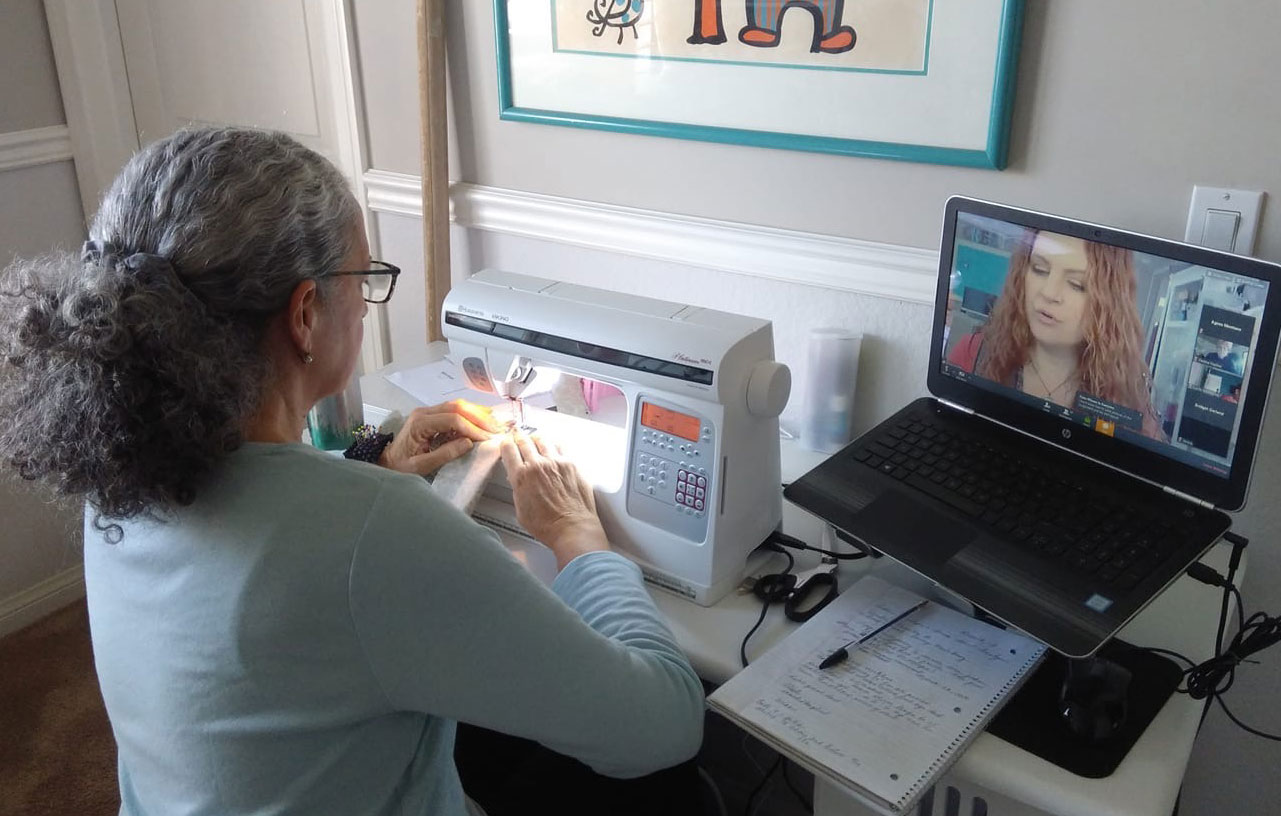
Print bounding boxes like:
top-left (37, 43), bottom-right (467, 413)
top-left (495, 1), bottom-right (1025, 169)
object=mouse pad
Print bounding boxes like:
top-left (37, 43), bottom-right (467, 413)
top-left (986, 639), bottom-right (1183, 778)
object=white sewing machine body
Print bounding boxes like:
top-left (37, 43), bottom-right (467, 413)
top-left (441, 270), bottom-right (791, 606)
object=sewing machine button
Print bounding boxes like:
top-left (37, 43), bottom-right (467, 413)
top-left (658, 480), bottom-right (667, 489)
top-left (677, 471), bottom-right (687, 482)
top-left (696, 487), bottom-right (705, 499)
top-left (693, 450), bottom-right (700, 457)
top-left (697, 476), bottom-right (707, 487)
top-left (695, 500), bottom-right (704, 511)
top-left (659, 470), bottom-right (668, 480)
top-left (676, 493), bottom-right (685, 505)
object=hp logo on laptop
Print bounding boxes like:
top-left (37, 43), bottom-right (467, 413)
top-left (1061, 429), bottom-right (1072, 439)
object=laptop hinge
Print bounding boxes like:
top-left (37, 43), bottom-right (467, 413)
top-left (1161, 485), bottom-right (1216, 510)
top-left (938, 398), bottom-right (974, 415)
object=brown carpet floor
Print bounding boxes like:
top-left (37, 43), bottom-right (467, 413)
top-left (0, 599), bottom-right (119, 816)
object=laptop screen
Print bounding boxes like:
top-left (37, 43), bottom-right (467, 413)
top-left (929, 198), bottom-right (1281, 510)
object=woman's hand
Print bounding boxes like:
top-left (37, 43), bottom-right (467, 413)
top-left (379, 400), bottom-right (504, 475)
top-left (500, 434), bottom-right (610, 570)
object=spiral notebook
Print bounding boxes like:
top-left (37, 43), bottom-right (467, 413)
top-left (708, 575), bottom-right (1046, 815)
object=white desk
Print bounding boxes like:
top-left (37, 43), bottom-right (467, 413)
top-left (361, 348), bottom-right (1237, 816)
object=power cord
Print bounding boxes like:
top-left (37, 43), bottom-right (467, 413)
top-left (734, 527), bottom-right (857, 813)
top-left (739, 541), bottom-right (794, 668)
top-left (780, 758), bottom-right (814, 813)
top-left (742, 755), bottom-right (782, 816)
top-left (738, 529), bottom-right (870, 667)
top-left (1179, 532), bottom-right (1281, 741)
top-left (737, 751), bottom-right (814, 816)
top-left (770, 528), bottom-right (874, 561)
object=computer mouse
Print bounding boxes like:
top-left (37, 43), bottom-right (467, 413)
top-left (1058, 657), bottom-right (1132, 744)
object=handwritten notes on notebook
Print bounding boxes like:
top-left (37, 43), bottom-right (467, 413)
top-left (708, 575), bottom-right (1045, 814)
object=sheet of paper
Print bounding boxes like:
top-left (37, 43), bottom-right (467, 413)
top-left (384, 358), bottom-right (562, 413)
top-left (709, 575), bottom-right (1044, 811)
top-left (385, 359), bottom-right (505, 408)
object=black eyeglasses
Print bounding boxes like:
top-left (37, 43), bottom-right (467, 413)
top-left (326, 260), bottom-right (401, 304)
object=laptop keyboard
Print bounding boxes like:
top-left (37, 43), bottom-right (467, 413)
top-left (850, 413), bottom-right (1203, 592)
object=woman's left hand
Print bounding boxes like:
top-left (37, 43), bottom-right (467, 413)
top-left (379, 400), bottom-right (504, 475)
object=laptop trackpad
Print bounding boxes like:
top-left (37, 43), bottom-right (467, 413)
top-left (853, 489), bottom-right (974, 564)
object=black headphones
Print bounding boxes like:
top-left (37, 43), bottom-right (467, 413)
top-left (1058, 657), bottom-right (1133, 744)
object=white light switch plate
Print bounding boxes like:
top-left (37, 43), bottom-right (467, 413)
top-left (1185, 186), bottom-right (1264, 255)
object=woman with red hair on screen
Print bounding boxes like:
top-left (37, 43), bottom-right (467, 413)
top-left (947, 229), bottom-right (1167, 441)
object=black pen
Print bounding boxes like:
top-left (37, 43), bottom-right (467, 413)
top-left (818, 599), bottom-right (929, 670)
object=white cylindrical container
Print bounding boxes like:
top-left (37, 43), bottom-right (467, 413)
top-left (306, 372), bottom-right (365, 450)
top-left (801, 328), bottom-right (863, 454)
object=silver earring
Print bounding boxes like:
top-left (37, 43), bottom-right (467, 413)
top-left (302, 352), bottom-right (314, 364)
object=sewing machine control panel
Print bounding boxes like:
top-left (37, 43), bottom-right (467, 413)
top-left (627, 398), bottom-right (714, 541)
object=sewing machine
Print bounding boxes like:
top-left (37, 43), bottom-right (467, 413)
top-left (440, 270), bottom-right (791, 605)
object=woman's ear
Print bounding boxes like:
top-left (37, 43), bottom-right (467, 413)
top-left (286, 279), bottom-right (320, 361)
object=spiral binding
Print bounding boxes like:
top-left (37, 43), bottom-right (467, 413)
top-left (893, 647), bottom-right (1045, 810)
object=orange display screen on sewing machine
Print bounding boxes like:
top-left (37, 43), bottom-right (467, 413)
top-left (641, 403), bottom-right (700, 442)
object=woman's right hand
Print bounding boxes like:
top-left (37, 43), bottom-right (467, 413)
top-left (500, 434), bottom-right (610, 570)
top-left (379, 400), bottom-right (502, 476)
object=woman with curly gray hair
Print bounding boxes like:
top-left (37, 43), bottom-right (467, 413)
top-left (0, 127), bottom-right (703, 815)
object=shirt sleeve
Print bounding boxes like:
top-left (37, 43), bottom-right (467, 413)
top-left (946, 332), bottom-right (983, 372)
top-left (346, 473), bottom-right (704, 778)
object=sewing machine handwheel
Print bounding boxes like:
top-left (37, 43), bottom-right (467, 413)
top-left (747, 361), bottom-right (791, 418)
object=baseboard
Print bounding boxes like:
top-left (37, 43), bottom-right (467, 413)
top-left (0, 566), bottom-right (86, 639)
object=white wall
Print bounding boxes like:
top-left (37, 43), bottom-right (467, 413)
top-left (352, 0), bottom-right (1281, 811)
top-left (0, 0), bottom-right (88, 635)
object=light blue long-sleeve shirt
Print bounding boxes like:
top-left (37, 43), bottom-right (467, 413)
top-left (85, 442), bottom-right (704, 816)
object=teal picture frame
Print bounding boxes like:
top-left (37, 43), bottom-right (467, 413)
top-left (495, 1), bottom-right (1025, 170)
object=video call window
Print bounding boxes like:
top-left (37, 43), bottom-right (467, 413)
top-left (941, 214), bottom-right (1270, 478)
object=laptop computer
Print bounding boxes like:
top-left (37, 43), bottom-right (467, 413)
top-left (784, 196), bottom-right (1281, 657)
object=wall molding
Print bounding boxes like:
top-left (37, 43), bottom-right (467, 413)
top-left (44, 0), bottom-right (140, 220)
top-left (0, 125), bottom-right (74, 173)
top-left (363, 170), bottom-right (938, 304)
top-left (365, 169), bottom-right (425, 219)
top-left (0, 566), bottom-right (85, 640)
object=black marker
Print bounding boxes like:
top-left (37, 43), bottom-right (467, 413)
top-left (818, 600), bottom-right (929, 670)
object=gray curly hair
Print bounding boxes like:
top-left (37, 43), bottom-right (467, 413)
top-left (0, 126), bottom-right (361, 539)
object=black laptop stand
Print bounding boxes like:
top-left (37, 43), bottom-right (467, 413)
top-left (987, 640), bottom-right (1183, 778)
